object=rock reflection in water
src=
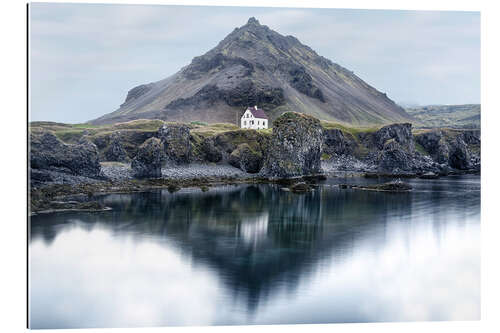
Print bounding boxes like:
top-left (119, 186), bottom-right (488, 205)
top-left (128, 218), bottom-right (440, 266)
top-left (29, 176), bottom-right (480, 328)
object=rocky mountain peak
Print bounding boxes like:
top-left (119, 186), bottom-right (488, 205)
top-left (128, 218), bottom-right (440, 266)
top-left (246, 17), bottom-right (260, 25)
top-left (91, 17), bottom-right (414, 127)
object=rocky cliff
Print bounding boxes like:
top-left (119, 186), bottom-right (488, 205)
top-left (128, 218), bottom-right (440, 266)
top-left (30, 131), bottom-right (102, 185)
top-left (262, 112), bottom-right (323, 178)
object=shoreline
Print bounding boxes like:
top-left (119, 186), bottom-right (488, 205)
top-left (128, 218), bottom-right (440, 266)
top-left (29, 162), bottom-right (480, 215)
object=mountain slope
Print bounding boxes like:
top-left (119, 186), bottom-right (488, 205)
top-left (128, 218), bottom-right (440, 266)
top-left (91, 17), bottom-right (414, 126)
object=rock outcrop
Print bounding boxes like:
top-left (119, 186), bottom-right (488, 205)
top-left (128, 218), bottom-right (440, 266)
top-left (448, 136), bottom-right (471, 170)
top-left (415, 131), bottom-right (450, 164)
top-left (365, 123), bottom-right (414, 152)
top-left (200, 137), bottom-right (223, 163)
top-left (323, 128), bottom-right (357, 156)
top-left (262, 112), bottom-right (323, 178)
top-left (415, 130), bottom-right (477, 170)
top-left (201, 129), bottom-right (270, 164)
top-left (103, 132), bottom-right (129, 162)
top-left (228, 143), bottom-right (263, 173)
top-left (377, 141), bottom-right (413, 173)
top-left (30, 131), bottom-right (101, 178)
top-left (131, 137), bottom-right (165, 178)
top-left (158, 124), bottom-right (192, 164)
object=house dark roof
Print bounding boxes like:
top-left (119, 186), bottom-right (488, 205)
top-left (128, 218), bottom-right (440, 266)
top-left (247, 107), bottom-right (268, 119)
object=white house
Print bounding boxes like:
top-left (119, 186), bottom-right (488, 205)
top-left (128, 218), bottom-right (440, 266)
top-left (240, 106), bottom-right (268, 129)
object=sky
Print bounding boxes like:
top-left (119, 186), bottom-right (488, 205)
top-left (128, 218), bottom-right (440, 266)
top-left (29, 3), bottom-right (480, 123)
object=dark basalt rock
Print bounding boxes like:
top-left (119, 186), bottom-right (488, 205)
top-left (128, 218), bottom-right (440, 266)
top-left (377, 141), bottom-right (413, 173)
top-left (415, 131), bottom-right (449, 164)
top-left (279, 63), bottom-right (325, 102)
top-left (30, 131), bottom-right (101, 178)
top-left (122, 84), bottom-right (153, 105)
top-left (103, 133), bottom-right (129, 162)
top-left (357, 179), bottom-right (412, 192)
top-left (262, 112), bottom-right (323, 178)
top-left (323, 128), bottom-right (357, 155)
top-left (459, 130), bottom-right (480, 145)
top-left (415, 130), bottom-right (474, 170)
top-left (210, 129), bottom-right (270, 162)
top-left (367, 123), bottom-right (414, 152)
top-left (420, 172), bottom-right (439, 179)
top-left (448, 136), bottom-right (471, 170)
top-left (182, 53), bottom-right (254, 80)
top-left (131, 137), bottom-right (165, 178)
top-left (223, 80), bottom-right (285, 109)
top-left (289, 182), bottom-right (312, 193)
top-left (158, 124), bottom-right (192, 164)
top-left (228, 143), bottom-right (263, 173)
top-left (201, 137), bottom-right (223, 163)
top-left (165, 85), bottom-right (223, 109)
top-left (165, 81), bottom-right (285, 111)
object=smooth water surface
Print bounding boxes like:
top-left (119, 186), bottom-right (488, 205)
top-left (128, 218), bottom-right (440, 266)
top-left (29, 175), bottom-right (480, 328)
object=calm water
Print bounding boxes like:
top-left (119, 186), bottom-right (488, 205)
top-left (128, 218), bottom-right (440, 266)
top-left (29, 175), bottom-right (480, 329)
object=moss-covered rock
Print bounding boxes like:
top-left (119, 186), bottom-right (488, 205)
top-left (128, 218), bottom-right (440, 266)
top-left (289, 182), bottom-right (312, 193)
top-left (210, 129), bottom-right (270, 161)
top-left (30, 131), bottom-right (101, 178)
top-left (448, 136), bottom-right (471, 170)
top-left (323, 128), bottom-right (357, 156)
top-left (103, 132), bottom-right (129, 162)
top-left (377, 141), bottom-right (413, 173)
top-left (363, 123), bottom-right (414, 152)
top-left (131, 137), bottom-right (165, 178)
top-left (158, 123), bottom-right (192, 164)
top-left (228, 143), bottom-right (263, 173)
top-left (200, 137), bottom-right (223, 163)
top-left (262, 112), bottom-right (323, 178)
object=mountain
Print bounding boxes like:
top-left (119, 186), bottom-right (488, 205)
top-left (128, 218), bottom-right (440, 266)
top-left (91, 17), bottom-right (414, 126)
top-left (406, 104), bottom-right (480, 128)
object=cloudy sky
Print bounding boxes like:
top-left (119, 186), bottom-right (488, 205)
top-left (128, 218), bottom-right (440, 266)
top-left (30, 3), bottom-right (480, 123)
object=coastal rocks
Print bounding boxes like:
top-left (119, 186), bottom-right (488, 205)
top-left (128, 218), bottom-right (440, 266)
top-left (262, 112), bottom-right (323, 178)
top-left (323, 128), bottom-right (357, 156)
top-left (30, 131), bottom-right (102, 178)
top-left (356, 179), bottom-right (412, 192)
top-left (448, 136), bottom-right (471, 170)
top-left (420, 171), bottom-right (439, 179)
top-left (207, 129), bottom-right (270, 162)
top-left (158, 124), bottom-right (192, 164)
top-left (228, 143), bottom-right (263, 173)
top-left (366, 123), bottom-right (414, 152)
top-left (459, 130), bottom-right (480, 145)
top-left (200, 137), bottom-right (223, 163)
top-left (92, 130), bottom-right (157, 160)
top-left (415, 131), bottom-right (450, 164)
top-left (415, 130), bottom-right (474, 170)
top-left (377, 141), bottom-right (413, 173)
top-left (289, 182), bottom-right (312, 193)
top-left (131, 137), bottom-right (165, 178)
top-left (103, 133), bottom-right (129, 162)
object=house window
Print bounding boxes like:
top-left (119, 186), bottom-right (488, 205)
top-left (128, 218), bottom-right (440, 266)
top-left (244, 121), bottom-right (246, 126)
top-left (258, 121), bottom-right (260, 125)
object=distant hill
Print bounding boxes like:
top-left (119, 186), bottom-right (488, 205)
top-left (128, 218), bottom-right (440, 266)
top-left (406, 104), bottom-right (480, 129)
top-left (90, 17), bottom-right (414, 126)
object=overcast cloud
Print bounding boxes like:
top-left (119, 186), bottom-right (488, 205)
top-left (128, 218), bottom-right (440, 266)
top-left (30, 3), bottom-right (480, 123)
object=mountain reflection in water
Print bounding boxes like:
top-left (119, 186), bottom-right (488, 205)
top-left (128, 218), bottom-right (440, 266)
top-left (29, 175), bottom-right (480, 328)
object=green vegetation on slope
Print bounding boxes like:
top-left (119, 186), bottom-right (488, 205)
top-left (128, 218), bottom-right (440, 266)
top-left (406, 104), bottom-right (480, 129)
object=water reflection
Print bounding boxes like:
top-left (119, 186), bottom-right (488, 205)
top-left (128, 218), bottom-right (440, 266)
top-left (29, 175), bottom-right (480, 328)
